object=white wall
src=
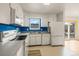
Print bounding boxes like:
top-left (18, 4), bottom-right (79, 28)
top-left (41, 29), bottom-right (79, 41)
top-left (0, 3), bottom-right (10, 24)
top-left (64, 4), bottom-right (79, 39)
top-left (24, 12), bottom-right (57, 27)
top-left (0, 3), bottom-right (24, 25)
top-left (64, 4), bottom-right (79, 20)
top-left (11, 4), bottom-right (24, 19)
top-left (11, 3), bottom-right (24, 25)
top-left (57, 12), bottom-right (63, 22)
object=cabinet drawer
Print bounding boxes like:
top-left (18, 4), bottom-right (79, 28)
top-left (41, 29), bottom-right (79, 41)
top-left (42, 36), bottom-right (50, 45)
top-left (29, 39), bottom-right (36, 45)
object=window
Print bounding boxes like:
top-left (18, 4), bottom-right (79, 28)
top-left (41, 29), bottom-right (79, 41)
top-left (29, 18), bottom-right (41, 30)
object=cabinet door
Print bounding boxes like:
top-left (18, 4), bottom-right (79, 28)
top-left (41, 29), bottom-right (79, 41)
top-left (42, 37), bottom-right (47, 45)
top-left (29, 35), bottom-right (36, 45)
top-left (36, 36), bottom-right (41, 45)
top-left (51, 36), bottom-right (64, 45)
top-left (30, 37), bottom-right (36, 45)
top-left (29, 34), bottom-right (42, 45)
top-left (42, 34), bottom-right (50, 45)
top-left (42, 36), bottom-right (50, 45)
top-left (46, 36), bottom-right (50, 44)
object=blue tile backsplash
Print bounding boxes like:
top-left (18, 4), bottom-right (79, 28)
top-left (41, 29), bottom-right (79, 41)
top-left (0, 23), bottom-right (16, 32)
top-left (19, 27), bottom-right (48, 32)
top-left (0, 23), bottom-right (48, 32)
top-left (19, 27), bottom-right (29, 32)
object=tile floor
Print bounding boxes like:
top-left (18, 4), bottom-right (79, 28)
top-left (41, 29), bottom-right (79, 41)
top-left (28, 40), bottom-right (79, 56)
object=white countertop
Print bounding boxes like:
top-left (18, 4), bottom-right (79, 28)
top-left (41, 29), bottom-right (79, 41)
top-left (0, 40), bottom-right (25, 56)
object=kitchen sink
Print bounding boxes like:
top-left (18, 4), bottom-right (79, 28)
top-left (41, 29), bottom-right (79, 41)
top-left (17, 35), bottom-right (27, 40)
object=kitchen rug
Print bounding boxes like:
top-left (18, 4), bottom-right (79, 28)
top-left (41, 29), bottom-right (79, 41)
top-left (28, 50), bottom-right (41, 56)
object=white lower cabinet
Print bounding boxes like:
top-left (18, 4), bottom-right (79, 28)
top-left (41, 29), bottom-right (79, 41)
top-left (29, 34), bottom-right (41, 45)
top-left (29, 33), bottom-right (50, 46)
top-left (42, 34), bottom-right (50, 45)
top-left (30, 37), bottom-right (36, 45)
top-left (35, 35), bottom-right (41, 45)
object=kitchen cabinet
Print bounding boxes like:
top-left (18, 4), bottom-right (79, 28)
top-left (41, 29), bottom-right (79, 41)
top-left (42, 33), bottom-right (50, 45)
top-left (30, 36), bottom-right (36, 45)
top-left (35, 34), bottom-right (41, 45)
top-left (28, 33), bottom-right (50, 46)
top-left (29, 33), bottom-right (41, 46)
top-left (29, 34), bottom-right (36, 45)
top-left (50, 22), bottom-right (64, 46)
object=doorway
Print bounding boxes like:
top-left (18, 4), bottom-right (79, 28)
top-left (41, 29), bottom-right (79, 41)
top-left (65, 22), bottom-right (75, 40)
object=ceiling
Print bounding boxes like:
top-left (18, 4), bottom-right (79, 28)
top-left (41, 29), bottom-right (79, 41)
top-left (20, 3), bottom-right (64, 14)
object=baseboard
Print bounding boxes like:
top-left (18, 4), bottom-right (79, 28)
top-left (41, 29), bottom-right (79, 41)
top-left (28, 45), bottom-right (42, 47)
top-left (51, 45), bottom-right (64, 47)
top-left (28, 44), bottom-right (64, 47)
top-left (28, 44), bottom-right (51, 47)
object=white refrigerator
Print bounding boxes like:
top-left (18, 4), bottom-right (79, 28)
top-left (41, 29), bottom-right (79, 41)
top-left (50, 22), bottom-right (64, 45)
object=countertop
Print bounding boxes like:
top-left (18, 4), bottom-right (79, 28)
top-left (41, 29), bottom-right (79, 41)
top-left (17, 32), bottom-right (29, 36)
top-left (0, 40), bottom-right (25, 56)
top-left (29, 32), bottom-right (50, 34)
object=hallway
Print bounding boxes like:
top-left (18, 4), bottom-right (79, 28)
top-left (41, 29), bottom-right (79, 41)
top-left (28, 40), bottom-right (79, 56)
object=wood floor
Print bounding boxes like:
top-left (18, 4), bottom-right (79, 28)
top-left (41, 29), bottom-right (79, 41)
top-left (28, 40), bottom-right (79, 56)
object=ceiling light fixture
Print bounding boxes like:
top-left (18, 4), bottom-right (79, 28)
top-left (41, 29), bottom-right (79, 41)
top-left (43, 3), bottom-right (50, 6)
